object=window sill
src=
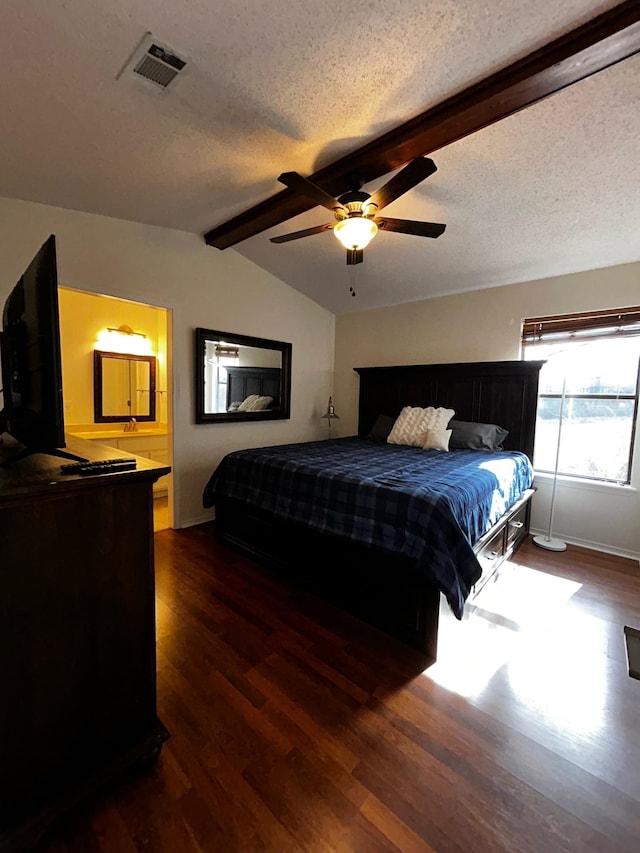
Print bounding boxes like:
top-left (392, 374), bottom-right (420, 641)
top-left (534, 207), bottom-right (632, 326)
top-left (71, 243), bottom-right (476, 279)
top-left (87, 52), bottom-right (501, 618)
top-left (532, 472), bottom-right (638, 497)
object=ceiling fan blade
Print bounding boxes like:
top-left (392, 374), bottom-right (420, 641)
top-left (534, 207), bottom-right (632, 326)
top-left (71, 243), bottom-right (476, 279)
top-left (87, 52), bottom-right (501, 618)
top-left (277, 172), bottom-right (347, 215)
top-left (270, 223), bottom-right (335, 244)
top-left (368, 158), bottom-right (437, 212)
top-left (375, 217), bottom-right (446, 238)
top-left (346, 249), bottom-right (363, 265)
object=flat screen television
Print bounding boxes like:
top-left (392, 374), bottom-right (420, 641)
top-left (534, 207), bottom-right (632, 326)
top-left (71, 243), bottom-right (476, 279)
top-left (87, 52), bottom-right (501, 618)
top-left (0, 235), bottom-right (83, 463)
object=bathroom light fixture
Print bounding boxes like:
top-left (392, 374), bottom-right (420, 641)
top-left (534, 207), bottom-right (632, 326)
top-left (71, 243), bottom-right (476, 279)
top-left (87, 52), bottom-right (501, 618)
top-left (214, 344), bottom-right (240, 359)
top-left (96, 324), bottom-right (153, 355)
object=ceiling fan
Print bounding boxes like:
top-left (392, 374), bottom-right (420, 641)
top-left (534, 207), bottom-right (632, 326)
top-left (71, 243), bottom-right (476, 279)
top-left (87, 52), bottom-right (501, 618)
top-left (269, 157), bottom-right (446, 265)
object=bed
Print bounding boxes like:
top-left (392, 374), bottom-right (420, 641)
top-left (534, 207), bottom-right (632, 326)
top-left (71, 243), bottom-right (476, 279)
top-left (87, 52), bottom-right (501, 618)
top-left (203, 360), bottom-right (544, 661)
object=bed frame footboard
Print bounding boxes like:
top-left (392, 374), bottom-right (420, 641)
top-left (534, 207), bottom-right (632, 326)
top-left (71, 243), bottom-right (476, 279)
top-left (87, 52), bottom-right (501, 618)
top-left (215, 497), bottom-right (441, 661)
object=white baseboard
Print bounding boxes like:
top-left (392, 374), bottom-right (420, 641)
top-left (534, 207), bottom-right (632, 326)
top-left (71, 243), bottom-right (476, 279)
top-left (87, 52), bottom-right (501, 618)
top-left (177, 511), bottom-right (215, 529)
top-left (529, 527), bottom-right (640, 566)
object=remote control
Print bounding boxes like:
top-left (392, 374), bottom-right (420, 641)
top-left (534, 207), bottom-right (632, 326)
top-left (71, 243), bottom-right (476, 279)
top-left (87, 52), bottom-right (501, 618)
top-left (60, 458), bottom-right (137, 475)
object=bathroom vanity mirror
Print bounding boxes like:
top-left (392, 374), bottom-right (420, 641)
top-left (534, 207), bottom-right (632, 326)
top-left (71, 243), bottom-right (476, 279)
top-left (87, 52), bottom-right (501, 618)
top-left (94, 350), bottom-right (157, 423)
top-left (195, 328), bottom-right (292, 424)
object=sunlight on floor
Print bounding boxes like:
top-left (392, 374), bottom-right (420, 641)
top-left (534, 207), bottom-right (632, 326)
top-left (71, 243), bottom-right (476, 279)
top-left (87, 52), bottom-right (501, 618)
top-left (424, 560), bottom-right (610, 737)
top-left (506, 607), bottom-right (607, 735)
top-left (468, 559), bottom-right (581, 625)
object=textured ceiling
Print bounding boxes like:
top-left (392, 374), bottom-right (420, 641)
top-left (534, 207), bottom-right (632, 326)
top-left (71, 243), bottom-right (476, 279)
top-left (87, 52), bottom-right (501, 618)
top-left (0, 0), bottom-right (638, 314)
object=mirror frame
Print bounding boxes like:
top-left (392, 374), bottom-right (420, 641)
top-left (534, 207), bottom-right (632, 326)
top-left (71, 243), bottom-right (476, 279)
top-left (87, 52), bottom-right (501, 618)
top-left (195, 328), bottom-right (292, 424)
top-left (93, 350), bottom-right (157, 423)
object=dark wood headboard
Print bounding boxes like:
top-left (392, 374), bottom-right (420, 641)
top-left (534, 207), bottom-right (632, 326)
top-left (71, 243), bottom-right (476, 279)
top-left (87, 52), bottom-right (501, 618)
top-left (226, 366), bottom-right (281, 409)
top-left (354, 360), bottom-right (545, 460)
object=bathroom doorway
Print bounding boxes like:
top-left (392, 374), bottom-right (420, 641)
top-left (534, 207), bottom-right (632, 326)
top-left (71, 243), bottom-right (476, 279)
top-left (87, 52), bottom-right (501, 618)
top-left (58, 287), bottom-right (173, 531)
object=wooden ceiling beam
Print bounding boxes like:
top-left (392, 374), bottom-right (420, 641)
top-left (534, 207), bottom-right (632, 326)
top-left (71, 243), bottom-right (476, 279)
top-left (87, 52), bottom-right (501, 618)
top-left (204, 1), bottom-right (640, 249)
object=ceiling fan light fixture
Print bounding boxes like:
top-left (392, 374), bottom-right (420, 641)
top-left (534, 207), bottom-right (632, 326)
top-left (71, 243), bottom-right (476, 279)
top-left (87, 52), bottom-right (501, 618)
top-left (334, 217), bottom-right (378, 250)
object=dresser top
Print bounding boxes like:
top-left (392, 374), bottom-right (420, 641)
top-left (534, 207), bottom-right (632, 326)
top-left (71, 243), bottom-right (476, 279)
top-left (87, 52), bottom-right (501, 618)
top-left (0, 434), bottom-right (170, 501)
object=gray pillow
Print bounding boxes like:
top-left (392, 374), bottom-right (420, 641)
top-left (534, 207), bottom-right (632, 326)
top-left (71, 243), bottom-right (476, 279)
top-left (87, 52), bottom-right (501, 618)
top-left (367, 414), bottom-right (397, 442)
top-left (449, 420), bottom-right (509, 450)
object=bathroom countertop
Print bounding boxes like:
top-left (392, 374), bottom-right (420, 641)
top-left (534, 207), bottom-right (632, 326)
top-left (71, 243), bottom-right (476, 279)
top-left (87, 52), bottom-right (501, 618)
top-left (68, 427), bottom-right (168, 441)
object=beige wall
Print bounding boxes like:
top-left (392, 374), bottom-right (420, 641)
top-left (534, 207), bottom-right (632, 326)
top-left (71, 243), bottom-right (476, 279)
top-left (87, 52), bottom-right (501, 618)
top-left (334, 263), bottom-right (640, 559)
top-left (0, 195), bottom-right (335, 528)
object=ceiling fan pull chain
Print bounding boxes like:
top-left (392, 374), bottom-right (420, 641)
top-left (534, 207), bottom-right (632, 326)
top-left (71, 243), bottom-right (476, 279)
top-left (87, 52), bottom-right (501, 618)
top-left (349, 265), bottom-right (357, 298)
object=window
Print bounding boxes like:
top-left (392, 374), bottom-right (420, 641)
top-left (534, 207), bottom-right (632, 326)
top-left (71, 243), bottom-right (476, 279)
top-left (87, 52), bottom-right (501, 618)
top-left (522, 307), bottom-right (640, 485)
top-left (203, 341), bottom-right (239, 414)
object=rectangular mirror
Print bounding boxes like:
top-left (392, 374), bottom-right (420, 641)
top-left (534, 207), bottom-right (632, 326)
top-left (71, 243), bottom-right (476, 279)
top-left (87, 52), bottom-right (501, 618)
top-left (195, 328), bottom-right (292, 423)
top-left (94, 350), bottom-right (157, 423)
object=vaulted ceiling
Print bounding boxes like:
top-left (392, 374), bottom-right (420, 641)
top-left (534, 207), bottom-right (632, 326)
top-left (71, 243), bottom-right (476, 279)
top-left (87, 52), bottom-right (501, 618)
top-left (1, 1), bottom-right (638, 315)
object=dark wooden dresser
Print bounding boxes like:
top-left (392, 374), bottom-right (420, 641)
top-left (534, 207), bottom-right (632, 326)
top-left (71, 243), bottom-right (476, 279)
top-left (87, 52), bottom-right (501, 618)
top-left (0, 436), bottom-right (170, 852)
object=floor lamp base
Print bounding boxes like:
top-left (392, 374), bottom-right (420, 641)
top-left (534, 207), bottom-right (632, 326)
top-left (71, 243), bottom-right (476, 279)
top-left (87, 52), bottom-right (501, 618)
top-left (533, 534), bottom-right (567, 552)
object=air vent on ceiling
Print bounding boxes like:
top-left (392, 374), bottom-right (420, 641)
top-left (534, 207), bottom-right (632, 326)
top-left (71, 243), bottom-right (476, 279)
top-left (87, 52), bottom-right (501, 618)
top-left (118, 32), bottom-right (188, 92)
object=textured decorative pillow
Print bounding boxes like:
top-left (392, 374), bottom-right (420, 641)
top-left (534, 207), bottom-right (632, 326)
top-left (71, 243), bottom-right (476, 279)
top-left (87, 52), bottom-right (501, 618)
top-left (367, 414), bottom-right (397, 442)
top-left (422, 428), bottom-right (452, 451)
top-left (236, 394), bottom-right (260, 410)
top-left (237, 394), bottom-right (274, 412)
top-left (387, 406), bottom-right (455, 447)
top-left (449, 420), bottom-right (509, 450)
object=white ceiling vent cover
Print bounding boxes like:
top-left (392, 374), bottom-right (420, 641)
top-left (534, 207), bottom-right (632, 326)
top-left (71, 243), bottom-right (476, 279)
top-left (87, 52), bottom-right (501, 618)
top-left (118, 33), bottom-right (188, 92)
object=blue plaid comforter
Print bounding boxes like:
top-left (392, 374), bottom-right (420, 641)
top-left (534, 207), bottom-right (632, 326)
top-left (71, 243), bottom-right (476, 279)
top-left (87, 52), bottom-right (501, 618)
top-left (202, 437), bottom-right (533, 619)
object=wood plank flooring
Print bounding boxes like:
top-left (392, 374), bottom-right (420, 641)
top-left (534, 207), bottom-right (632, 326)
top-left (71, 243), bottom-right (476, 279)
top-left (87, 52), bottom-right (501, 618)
top-left (42, 527), bottom-right (640, 852)
top-left (153, 495), bottom-right (169, 532)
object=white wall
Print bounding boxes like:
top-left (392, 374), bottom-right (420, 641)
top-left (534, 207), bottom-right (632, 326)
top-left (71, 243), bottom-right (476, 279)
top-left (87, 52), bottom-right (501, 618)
top-left (0, 195), bottom-right (335, 528)
top-left (334, 264), bottom-right (640, 560)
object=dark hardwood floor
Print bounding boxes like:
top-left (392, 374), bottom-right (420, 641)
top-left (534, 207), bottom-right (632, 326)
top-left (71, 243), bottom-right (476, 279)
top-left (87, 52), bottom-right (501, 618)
top-left (41, 526), bottom-right (640, 852)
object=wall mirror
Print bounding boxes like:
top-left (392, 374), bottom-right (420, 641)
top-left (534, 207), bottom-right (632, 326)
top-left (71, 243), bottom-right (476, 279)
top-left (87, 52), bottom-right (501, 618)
top-left (195, 328), bottom-right (292, 424)
top-left (94, 350), bottom-right (157, 423)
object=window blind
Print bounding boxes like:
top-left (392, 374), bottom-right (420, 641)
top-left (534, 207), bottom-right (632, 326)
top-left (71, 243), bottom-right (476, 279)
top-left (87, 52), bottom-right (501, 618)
top-left (521, 306), bottom-right (640, 346)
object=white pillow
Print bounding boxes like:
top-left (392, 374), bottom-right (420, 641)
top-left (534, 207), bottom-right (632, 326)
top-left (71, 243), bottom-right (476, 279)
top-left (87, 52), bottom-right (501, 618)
top-left (422, 428), bottom-right (452, 451)
top-left (237, 394), bottom-right (273, 412)
top-left (387, 406), bottom-right (455, 447)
